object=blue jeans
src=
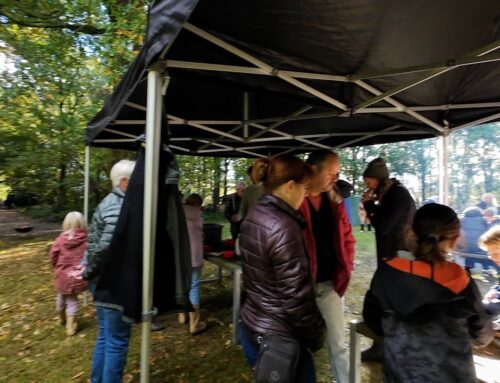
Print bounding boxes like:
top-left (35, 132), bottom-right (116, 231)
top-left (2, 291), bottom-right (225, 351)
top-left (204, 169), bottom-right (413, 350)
top-left (239, 322), bottom-right (316, 383)
top-left (91, 306), bottom-right (132, 383)
top-left (465, 256), bottom-right (500, 272)
top-left (189, 267), bottom-right (202, 306)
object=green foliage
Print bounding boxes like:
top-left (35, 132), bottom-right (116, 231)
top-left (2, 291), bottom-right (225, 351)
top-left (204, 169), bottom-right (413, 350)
top-left (0, 0), bottom-right (148, 214)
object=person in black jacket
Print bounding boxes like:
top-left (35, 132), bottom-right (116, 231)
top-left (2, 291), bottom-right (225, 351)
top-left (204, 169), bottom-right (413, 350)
top-left (362, 158), bottom-right (416, 264)
top-left (361, 157), bottom-right (416, 362)
top-left (363, 204), bottom-right (493, 382)
top-left (239, 155), bottom-right (325, 383)
top-left (223, 182), bottom-right (245, 239)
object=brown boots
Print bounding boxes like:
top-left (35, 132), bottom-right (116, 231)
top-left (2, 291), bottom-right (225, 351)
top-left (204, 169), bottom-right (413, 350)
top-left (57, 310), bottom-right (77, 336)
top-left (178, 312), bottom-right (187, 324)
top-left (178, 306), bottom-right (207, 335)
top-left (189, 306), bottom-right (207, 335)
top-left (66, 316), bottom-right (78, 336)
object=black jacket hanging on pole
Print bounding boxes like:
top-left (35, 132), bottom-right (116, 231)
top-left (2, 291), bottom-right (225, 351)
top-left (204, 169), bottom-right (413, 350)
top-left (93, 144), bottom-right (192, 322)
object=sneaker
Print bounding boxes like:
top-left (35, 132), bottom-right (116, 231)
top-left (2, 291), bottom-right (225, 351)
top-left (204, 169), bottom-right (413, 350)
top-left (151, 320), bottom-right (165, 331)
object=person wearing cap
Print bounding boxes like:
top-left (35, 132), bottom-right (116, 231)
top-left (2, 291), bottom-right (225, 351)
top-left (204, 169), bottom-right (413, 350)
top-left (362, 158), bottom-right (416, 265)
top-left (361, 157), bottom-right (416, 362)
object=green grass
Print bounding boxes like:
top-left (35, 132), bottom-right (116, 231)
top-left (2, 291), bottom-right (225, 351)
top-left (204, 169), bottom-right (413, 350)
top-left (0, 228), bottom-right (380, 382)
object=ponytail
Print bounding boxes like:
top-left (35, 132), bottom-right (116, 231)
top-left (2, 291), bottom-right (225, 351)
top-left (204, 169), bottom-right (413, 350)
top-left (414, 235), bottom-right (447, 263)
top-left (411, 204), bottom-right (461, 264)
top-left (251, 155), bottom-right (312, 192)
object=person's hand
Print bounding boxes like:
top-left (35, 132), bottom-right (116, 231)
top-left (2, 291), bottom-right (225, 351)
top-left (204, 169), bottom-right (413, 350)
top-left (362, 189), bottom-right (375, 203)
top-left (230, 214), bottom-right (239, 222)
top-left (68, 265), bottom-right (85, 280)
top-left (483, 289), bottom-right (500, 302)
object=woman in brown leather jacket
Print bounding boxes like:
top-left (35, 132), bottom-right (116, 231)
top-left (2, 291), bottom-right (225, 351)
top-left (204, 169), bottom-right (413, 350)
top-left (239, 155), bottom-right (326, 383)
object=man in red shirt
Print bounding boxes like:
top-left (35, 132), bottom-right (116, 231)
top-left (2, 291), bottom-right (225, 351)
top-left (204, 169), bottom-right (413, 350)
top-left (298, 150), bottom-right (355, 383)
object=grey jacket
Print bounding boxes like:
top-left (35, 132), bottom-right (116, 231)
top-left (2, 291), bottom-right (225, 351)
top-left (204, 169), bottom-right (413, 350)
top-left (82, 187), bottom-right (125, 285)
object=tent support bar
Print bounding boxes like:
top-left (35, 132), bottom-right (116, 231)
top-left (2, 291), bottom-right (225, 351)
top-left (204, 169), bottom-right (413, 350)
top-left (165, 59), bottom-right (347, 82)
top-left (250, 122), bottom-right (331, 149)
top-left (353, 41), bottom-right (500, 111)
top-left (352, 48), bottom-right (500, 81)
top-left (452, 111), bottom-right (500, 131)
top-left (183, 22), bottom-right (348, 111)
top-left (169, 120), bottom-right (242, 125)
top-left (354, 80), bottom-right (444, 133)
top-left (248, 130), bottom-right (429, 142)
top-left (141, 68), bottom-right (164, 383)
top-left (196, 139), bottom-right (265, 157)
top-left (179, 101), bottom-right (500, 127)
top-left (84, 145), bottom-right (90, 222)
top-left (103, 127), bottom-right (138, 139)
top-left (276, 125), bottom-right (401, 156)
top-left (94, 139), bottom-right (137, 143)
top-left (168, 114), bottom-right (244, 142)
top-left (242, 106), bottom-right (313, 142)
top-left (114, 120), bottom-right (146, 125)
top-left (196, 106), bottom-right (312, 151)
top-left (438, 134), bottom-right (450, 205)
top-left (333, 125), bottom-right (401, 149)
top-left (169, 144), bottom-right (191, 152)
top-left (125, 101), bottom-right (147, 111)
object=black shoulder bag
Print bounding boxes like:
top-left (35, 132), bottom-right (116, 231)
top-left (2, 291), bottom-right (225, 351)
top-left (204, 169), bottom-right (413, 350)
top-left (254, 333), bottom-right (301, 383)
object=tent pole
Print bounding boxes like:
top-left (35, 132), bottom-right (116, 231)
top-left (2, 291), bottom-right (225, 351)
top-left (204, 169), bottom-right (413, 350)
top-left (83, 145), bottom-right (90, 306)
top-left (438, 134), bottom-right (450, 205)
top-left (84, 145), bottom-right (90, 222)
top-left (141, 67), bottom-right (163, 383)
top-left (243, 92), bottom-right (249, 138)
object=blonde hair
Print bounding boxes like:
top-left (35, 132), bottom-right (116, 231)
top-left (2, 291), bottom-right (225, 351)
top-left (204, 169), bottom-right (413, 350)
top-left (478, 225), bottom-right (500, 250)
top-left (62, 211), bottom-right (87, 233)
top-left (110, 160), bottom-right (136, 187)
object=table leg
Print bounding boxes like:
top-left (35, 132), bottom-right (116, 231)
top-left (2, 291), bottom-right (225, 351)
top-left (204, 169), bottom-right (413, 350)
top-left (349, 320), bottom-right (361, 383)
top-left (232, 268), bottom-right (242, 344)
top-left (217, 266), bottom-right (223, 285)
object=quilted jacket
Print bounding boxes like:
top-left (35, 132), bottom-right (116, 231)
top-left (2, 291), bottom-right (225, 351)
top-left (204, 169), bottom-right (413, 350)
top-left (239, 194), bottom-right (325, 351)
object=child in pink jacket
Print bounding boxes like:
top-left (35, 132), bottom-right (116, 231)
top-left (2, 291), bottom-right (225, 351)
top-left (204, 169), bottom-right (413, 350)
top-left (49, 211), bottom-right (88, 335)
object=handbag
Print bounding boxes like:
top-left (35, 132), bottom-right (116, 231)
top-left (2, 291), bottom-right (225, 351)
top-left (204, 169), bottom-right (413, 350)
top-left (254, 333), bottom-right (301, 383)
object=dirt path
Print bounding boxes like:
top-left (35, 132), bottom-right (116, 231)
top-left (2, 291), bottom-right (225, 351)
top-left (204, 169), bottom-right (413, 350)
top-left (0, 208), bottom-right (60, 239)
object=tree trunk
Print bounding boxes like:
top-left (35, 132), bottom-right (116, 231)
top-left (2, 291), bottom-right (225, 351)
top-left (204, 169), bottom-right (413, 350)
top-left (222, 158), bottom-right (230, 197)
top-left (212, 158), bottom-right (221, 212)
top-left (58, 163), bottom-right (67, 209)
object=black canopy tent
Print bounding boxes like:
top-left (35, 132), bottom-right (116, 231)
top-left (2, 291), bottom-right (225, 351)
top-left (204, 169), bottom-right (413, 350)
top-left (84, 1), bottom-right (500, 382)
top-left (87, 0), bottom-right (500, 156)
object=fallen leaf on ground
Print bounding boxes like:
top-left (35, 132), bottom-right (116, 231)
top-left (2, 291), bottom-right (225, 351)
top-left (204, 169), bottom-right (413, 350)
top-left (71, 372), bottom-right (84, 380)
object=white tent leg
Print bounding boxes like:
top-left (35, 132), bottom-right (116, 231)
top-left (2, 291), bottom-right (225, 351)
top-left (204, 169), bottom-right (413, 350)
top-left (83, 145), bottom-right (90, 306)
top-left (140, 68), bottom-right (163, 383)
top-left (84, 145), bottom-right (90, 222)
top-left (438, 135), bottom-right (450, 205)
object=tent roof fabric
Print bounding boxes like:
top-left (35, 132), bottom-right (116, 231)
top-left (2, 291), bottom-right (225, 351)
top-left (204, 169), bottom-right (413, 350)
top-left (87, 0), bottom-right (500, 157)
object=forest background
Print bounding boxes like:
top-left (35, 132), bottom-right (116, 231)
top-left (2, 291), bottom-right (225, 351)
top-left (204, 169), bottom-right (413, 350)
top-left (0, 0), bottom-right (498, 220)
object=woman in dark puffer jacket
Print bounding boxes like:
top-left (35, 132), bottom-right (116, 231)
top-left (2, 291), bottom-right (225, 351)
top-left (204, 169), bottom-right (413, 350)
top-left (239, 155), bottom-right (326, 383)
